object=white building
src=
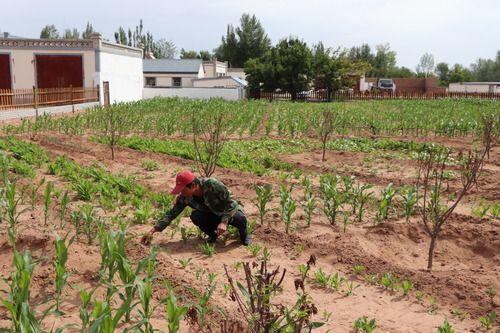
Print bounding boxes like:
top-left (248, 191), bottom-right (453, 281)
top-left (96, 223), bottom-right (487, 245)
top-left (448, 82), bottom-right (500, 94)
top-left (143, 59), bottom-right (205, 87)
top-left (0, 33), bottom-right (143, 104)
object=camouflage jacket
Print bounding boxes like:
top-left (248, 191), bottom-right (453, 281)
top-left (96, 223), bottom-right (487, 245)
top-left (154, 178), bottom-right (242, 232)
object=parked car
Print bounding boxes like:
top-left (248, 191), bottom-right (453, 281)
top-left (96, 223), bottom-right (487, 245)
top-left (371, 78), bottom-right (396, 92)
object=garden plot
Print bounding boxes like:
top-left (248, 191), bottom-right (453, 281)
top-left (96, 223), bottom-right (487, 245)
top-left (0, 98), bottom-right (498, 332)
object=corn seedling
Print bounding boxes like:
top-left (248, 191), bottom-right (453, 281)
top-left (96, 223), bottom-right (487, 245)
top-left (99, 229), bottom-right (127, 300)
top-left (59, 190), bottom-right (70, 228)
top-left (54, 234), bottom-right (72, 313)
top-left (141, 159), bottom-right (159, 171)
top-left (400, 280), bottom-right (414, 297)
top-left (437, 320), bottom-right (455, 333)
top-left (320, 174), bottom-right (344, 226)
top-left (352, 265), bottom-right (366, 276)
top-left (376, 183), bottom-right (396, 222)
top-left (253, 184), bottom-right (273, 225)
top-left (345, 281), bottom-right (360, 296)
top-left (314, 268), bottom-right (330, 287)
top-left (178, 257), bottom-right (192, 269)
top-left (261, 247), bottom-right (271, 262)
top-left (471, 200), bottom-right (490, 219)
top-left (479, 311), bottom-right (496, 330)
top-left (380, 273), bottom-right (399, 292)
top-left (78, 288), bottom-right (96, 332)
top-left (73, 179), bottom-right (96, 201)
top-left (1, 180), bottom-right (28, 246)
top-left (185, 282), bottom-right (216, 329)
top-left (1, 250), bottom-right (43, 332)
top-left (428, 295), bottom-right (438, 314)
top-left (198, 243), bottom-right (216, 257)
top-left (164, 282), bottom-right (188, 333)
top-left (329, 272), bottom-right (346, 291)
top-left (342, 211), bottom-right (351, 233)
top-left (354, 316), bottom-right (377, 333)
top-left (353, 183), bottom-right (373, 223)
top-left (399, 185), bottom-right (418, 223)
top-left (364, 274), bottom-right (379, 285)
top-left (415, 290), bottom-right (425, 302)
top-left (303, 190), bottom-right (317, 228)
top-left (76, 204), bottom-right (100, 245)
top-left (279, 185), bottom-right (297, 234)
top-left (42, 181), bottom-right (53, 226)
top-left (247, 243), bottom-right (262, 257)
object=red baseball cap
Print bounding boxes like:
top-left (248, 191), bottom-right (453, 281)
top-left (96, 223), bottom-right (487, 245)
top-left (171, 171), bottom-right (196, 194)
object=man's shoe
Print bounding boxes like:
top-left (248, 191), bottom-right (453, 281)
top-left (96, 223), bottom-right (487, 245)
top-left (241, 235), bottom-right (252, 246)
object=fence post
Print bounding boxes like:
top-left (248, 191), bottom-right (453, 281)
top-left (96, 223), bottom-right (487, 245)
top-left (33, 86), bottom-right (38, 118)
top-left (70, 85), bottom-right (75, 113)
top-left (97, 84), bottom-right (100, 105)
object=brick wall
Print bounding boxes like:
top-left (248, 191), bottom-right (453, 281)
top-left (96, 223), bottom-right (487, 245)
top-left (366, 77), bottom-right (444, 93)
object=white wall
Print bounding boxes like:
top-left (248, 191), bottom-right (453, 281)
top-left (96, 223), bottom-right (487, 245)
top-left (97, 51), bottom-right (143, 103)
top-left (144, 73), bottom-right (198, 87)
top-left (143, 87), bottom-right (245, 100)
top-left (193, 77), bottom-right (241, 88)
top-left (448, 83), bottom-right (498, 93)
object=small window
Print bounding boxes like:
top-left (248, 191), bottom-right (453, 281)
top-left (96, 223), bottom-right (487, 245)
top-left (145, 77), bottom-right (156, 87)
top-left (173, 77), bottom-right (182, 87)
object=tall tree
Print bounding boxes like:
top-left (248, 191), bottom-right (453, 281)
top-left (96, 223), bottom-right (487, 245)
top-left (312, 42), bottom-right (370, 92)
top-left (416, 53), bottom-right (435, 77)
top-left (349, 44), bottom-right (374, 64)
top-left (81, 22), bottom-right (95, 39)
top-left (471, 51), bottom-right (500, 82)
top-left (63, 28), bottom-right (80, 39)
top-left (40, 25), bottom-right (59, 39)
top-left (449, 64), bottom-right (473, 83)
top-left (215, 13), bottom-right (271, 67)
top-left (180, 49), bottom-right (198, 59)
top-left (390, 66), bottom-right (416, 78)
top-left (370, 43), bottom-right (397, 77)
top-left (152, 39), bottom-right (176, 59)
top-left (245, 37), bottom-right (313, 100)
top-left (435, 62), bottom-right (450, 86)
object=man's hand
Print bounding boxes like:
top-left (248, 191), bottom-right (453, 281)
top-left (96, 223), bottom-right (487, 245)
top-left (217, 222), bottom-right (228, 236)
top-left (141, 228), bottom-right (156, 245)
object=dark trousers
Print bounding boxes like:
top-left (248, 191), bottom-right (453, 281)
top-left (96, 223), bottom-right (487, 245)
top-left (190, 210), bottom-right (247, 240)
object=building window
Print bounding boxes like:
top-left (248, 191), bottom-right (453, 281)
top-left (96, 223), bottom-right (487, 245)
top-left (145, 77), bottom-right (156, 87)
top-left (173, 77), bottom-right (182, 87)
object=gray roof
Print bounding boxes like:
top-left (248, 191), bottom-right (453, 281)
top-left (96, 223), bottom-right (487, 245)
top-left (143, 59), bottom-right (202, 73)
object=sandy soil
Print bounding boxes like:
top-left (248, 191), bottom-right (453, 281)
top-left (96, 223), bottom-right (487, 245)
top-left (0, 132), bottom-right (498, 332)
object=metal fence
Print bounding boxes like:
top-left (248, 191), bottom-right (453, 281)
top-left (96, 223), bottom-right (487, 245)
top-left (0, 86), bottom-right (100, 110)
top-left (250, 90), bottom-right (500, 102)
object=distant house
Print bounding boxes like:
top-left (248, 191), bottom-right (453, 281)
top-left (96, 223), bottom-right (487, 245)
top-left (0, 33), bottom-right (143, 104)
top-left (202, 59), bottom-right (228, 78)
top-left (143, 59), bottom-right (205, 87)
top-left (227, 68), bottom-right (246, 81)
top-left (448, 82), bottom-right (500, 94)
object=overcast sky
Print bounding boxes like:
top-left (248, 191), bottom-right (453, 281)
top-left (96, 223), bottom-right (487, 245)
top-left (1, 0), bottom-right (498, 69)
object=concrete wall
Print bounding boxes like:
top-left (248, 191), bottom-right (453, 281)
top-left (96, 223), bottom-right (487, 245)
top-left (4, 49), bottom-right (95, 89)
top-left (143, 87), bottom-right (246, 100)
top-left (364, 77), bottom-right (445, 93)
top-left (193, 77), bottom-right (241, 88)
top-left (449, 83), bottom-right (499, 93)
top-left (97, 49), bottom-right (143, 103)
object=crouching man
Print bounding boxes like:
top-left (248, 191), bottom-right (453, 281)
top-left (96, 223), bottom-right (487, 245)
top-left (141, 171), bottom-right (251, 246)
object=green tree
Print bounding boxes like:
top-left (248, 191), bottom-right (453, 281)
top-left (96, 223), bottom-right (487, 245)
top-left (152, 39), bottom-right (176, 59)
top-left (81, 22), bottom-right (95, 39)
top-left (435, 62), bottom-right (450, 86)
top-left (348, 44), bottom-right (374, 64)
top-left (40, 24), bottom-right (59, 39)
top-left (370, 43), bottom-right (397, 77)
top-left (390, 66), bottom-right (416, 78)
top-left (180, 49), bottom-right (198, 59)
top-left (449, 64), bottom-right (473, 83)
top-left (416, 52), bottom-right (435, 77)
top-left (63, 28), bottom-right (80, 39)
top-left (313, 42), bottom-right (369, 92)
top-left (245, 37), bottom-right (313, 100)
top-left (215, 13), bottom-right (271, 67)
top-left (471, 51), bottom-right (500, 82)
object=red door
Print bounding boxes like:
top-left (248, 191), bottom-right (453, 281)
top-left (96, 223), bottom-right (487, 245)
top-left (35, 55), bottom-right (83, 88)
top-left (0, 54), bottom-right (11, 89)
